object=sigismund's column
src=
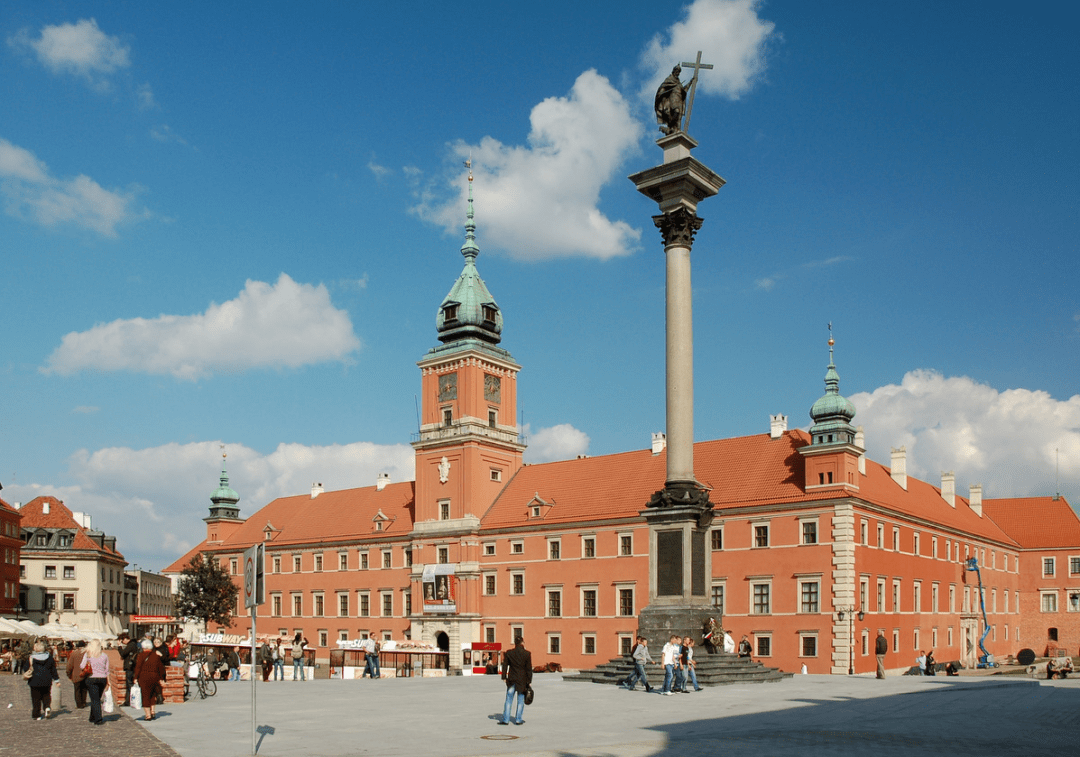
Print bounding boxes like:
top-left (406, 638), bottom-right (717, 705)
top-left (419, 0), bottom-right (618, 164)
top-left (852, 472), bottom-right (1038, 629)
top-left (629, 58), bottom-right (725, 649)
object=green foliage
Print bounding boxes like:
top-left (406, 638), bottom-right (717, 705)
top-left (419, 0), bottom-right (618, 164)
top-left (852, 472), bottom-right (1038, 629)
top-left (175, 553), bottom-right (240, 627)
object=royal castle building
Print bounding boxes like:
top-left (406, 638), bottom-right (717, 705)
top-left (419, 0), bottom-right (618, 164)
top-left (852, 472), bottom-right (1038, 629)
top-left (165, 177), bottom-right (1077, 676)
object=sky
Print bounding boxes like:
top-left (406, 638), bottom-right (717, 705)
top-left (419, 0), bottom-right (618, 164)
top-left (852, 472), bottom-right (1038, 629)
top-left (1, 0), bottom-right (1077, 573)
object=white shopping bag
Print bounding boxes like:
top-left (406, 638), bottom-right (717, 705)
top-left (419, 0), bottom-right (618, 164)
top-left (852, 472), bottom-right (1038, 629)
top-left (51, 679), bottom-right (62, 709)
top-left (130, 682), bottom-right (142, 710)
top-left (103, 685), bottom-right (114, 714)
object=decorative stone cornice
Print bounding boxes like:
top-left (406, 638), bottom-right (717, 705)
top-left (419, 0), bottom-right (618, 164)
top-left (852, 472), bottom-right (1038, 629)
top-left (653, 208), bottom-right (704, 250)
top-left (645, 481), bottom-right (714, 528)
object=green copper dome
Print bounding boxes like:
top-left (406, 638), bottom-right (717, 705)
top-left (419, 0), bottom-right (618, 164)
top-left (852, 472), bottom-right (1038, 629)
top-left (435, 175), bottom-right (503, 345)
top-left (808, 336), bottom-right (856, 445)
top-left (210, 459), bottom-right (240, 506)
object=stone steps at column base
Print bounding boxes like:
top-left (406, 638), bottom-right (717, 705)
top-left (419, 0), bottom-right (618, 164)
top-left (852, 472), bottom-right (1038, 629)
top-left (563, 654), bottom-right (792, 687)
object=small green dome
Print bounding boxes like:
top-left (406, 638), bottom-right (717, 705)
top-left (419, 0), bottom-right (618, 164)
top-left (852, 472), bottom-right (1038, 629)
top-left (211, 462), bottom-right (240, 506)
top-left (435, 175), bottom-right (503, 345)
top-left (808, 337), bottom-right (856, 444)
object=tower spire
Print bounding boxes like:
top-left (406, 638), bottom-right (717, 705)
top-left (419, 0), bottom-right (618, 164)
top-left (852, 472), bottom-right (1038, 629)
top-left (461, 158), bottom-right (478, 261)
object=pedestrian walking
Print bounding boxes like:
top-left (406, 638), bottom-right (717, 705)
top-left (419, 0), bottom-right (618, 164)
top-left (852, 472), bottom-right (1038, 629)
top-left (260, 640), bottom-right (274, 682)
top-left (117, 632), bottom-right (137, 706)
top-left (83, 638), bottom-right (110, 725)
top-left (875, 630), bottom-right (888, 679)
top-left (26, 641), bottom-right (59, 720)
top-left (227, 646), bottom-right (241, 681)
top-left (621, 636), bottom-right (654, 692)
top-left (683, 637), bottom-right (703, 691)
top-left (135, 639), bottom-right (166, 721)
top-left (65, 641), bottom-right (89, 709)
top-left (661, 635), bottom-right (680, 695)
top-left (500, 635), bottom-right (532, 725)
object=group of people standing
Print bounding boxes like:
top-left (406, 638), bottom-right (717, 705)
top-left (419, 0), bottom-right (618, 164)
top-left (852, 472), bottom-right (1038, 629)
top-left (255, 634), bottom-right (309, 681)
top-left (617, 635), bottom-right (704, 694)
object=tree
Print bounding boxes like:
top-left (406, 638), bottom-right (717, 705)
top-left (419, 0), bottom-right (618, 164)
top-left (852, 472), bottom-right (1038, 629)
top-left (175, 553), bottom-right (240, 627)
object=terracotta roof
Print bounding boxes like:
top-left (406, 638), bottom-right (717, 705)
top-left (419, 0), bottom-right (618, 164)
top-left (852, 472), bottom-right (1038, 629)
top-left (0, 496), bottom-right (19, 516)
top-left (163, 540), bottom-right (210, 574)
top-left (983, 496), bottom-right (1080, 549)
top-left (168, 481), bottom-right (417, 562)
top-left (481, 431), bottom-right (1019, 545)
top-left (19, 496), bottom-right (125, 558)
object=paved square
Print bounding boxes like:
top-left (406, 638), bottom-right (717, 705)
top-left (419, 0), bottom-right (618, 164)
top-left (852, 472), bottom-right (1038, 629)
top-left (3, 672), bottom-right (1077, 756)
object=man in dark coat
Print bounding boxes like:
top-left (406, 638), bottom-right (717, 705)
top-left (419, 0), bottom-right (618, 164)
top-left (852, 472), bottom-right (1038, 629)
top-left (65, 641), bottom-right (89, 709)
top-left (117, 632), bottom-right (139, 705)
top-left (875, 630), bottom-right (888, 679)
top-left (500, 636), bottom-right (532, 726)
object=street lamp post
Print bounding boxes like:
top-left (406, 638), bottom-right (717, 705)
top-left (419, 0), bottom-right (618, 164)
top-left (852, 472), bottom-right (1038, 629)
top-left (836, 606), bottom-right (865, 675)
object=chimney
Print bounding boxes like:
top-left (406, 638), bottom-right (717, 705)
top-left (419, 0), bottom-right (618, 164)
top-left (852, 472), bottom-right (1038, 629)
top-left (376, 473), bottom-right (390, 492)
top-left (854, 426), bottom-right (866, 475)
top-left (969, 483), bottom-right (983, 517)
top-left (12, 502), bottom-right (21, 510)
top-left (73, 512), bottom-right (91, 529)
top-left (43, 501), bottom-right (50, 515)
top-left (769, 414), bottom-right (788, 439)
top-left (890, 447), bottom-right (907, 490)
top-left (311, 482), bottom-right (323, 499)
top-left (941, 472), bottom-right (955, 508)
top-left (651, 433), bottom-right (667, 455)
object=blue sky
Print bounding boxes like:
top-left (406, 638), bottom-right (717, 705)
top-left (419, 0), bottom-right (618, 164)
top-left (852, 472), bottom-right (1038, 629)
top-left (1, 1), bottom-right (1077, 572)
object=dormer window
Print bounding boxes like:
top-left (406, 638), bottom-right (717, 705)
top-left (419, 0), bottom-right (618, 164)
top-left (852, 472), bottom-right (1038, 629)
top-left (444, 304), bottom-right (459, 321)
top-left (482, 305), bottom-right (497, 322)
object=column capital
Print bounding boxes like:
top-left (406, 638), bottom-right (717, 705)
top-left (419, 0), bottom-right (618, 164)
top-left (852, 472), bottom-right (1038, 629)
top-left (653, 208), bottom-right (704, 250)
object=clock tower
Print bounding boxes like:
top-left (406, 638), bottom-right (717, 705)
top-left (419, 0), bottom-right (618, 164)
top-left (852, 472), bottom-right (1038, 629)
top-left (410, 167), bottom-right (525, 663)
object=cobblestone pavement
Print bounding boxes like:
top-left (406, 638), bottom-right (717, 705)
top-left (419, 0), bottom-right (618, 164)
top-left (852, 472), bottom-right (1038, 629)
top-left (4, 670), bottom-right (1079, 757)
top-left (0, 673), bottom-right (180, 757)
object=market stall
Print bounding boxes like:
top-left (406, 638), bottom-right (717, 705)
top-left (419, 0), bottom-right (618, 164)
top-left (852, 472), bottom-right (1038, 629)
top-left (329, 639), bottom-right (449, 679)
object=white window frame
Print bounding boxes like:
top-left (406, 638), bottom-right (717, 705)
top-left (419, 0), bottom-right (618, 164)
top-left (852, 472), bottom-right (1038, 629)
top-left (510, 571), bottom-right (525, 596)
top-left (483, 572), bottom-right (497, 596)
top-left (754, 633), bottom-right (772, 657)
top-left (619, 532), bottom-right (633, 556)
top-left (546, 588), bottom-right (563, 618)
top-left (798, 578), bottom-right (821, 614)
top-left (1040, 590), bottom-right (1058, 613)
top-left (1044, 557), bottom-right (1056, 577)
top-left (548, 634), bottom-right (561, 655)
top-left (337, 592), bottom-right (349, 617)
top-left (750, 580), bottom-right (772, 615)
top-left (752, 521), bottom-right (770, 548)
top-left (380, 591), bottom-right (393, 618)
top-left (800, 517), bottom-right (819, 546)
top-left (1067, 590), bottom-right (1080, 613)
top-left (483, 542), bottom-right (496, 556)
top-left (711, 526), bottom-right (724, 551)
top-left (616, 584), bottom-right (635, 617)
top-left (548, 538), bottom-right (561, 561)
top-left (799, 633), bottom-right (819, 658)
top-left (580, 585), bottom-right (598, 618)
top-left (510, 540), bottom-right (524, 555)
top-left (582, 634), bottom-right (597, 655)
top-left (581, 534), bottom-right (596, 558)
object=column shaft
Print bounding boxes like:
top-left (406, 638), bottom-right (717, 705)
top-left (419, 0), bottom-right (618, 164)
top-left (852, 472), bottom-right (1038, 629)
top-left (665, 243), bottom-right (695, 484)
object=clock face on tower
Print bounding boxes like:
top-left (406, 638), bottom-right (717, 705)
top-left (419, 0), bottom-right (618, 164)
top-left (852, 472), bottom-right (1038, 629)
top-left (484, 374), bottom-right (501, 403)
top-left (439, 373), bottom-right (458, 401)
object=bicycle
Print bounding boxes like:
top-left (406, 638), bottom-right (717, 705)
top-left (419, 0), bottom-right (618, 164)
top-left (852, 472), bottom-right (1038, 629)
top-left (185, 655), bottom-right (218, 700)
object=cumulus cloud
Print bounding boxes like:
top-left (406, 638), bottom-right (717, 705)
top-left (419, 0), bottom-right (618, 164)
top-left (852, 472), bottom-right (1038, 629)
top-left (413, 70), bottom-right (643, 260)
top-left (9, 18), bottom-right (130, 89)
top-left (638, 0), bottom-right (776, 103)
top-left (0, 137), bottom-right (144, 236)
top-left (850, 370), bottom-right (1080, 504)
top-left (368, 160), bottom-right (391, 179)
top-left (524, 423), bottom-right (591, 463)
top-left (44, 273), bottom-right (361, 380)
top-left (2, 440), bottom-right (416, 571)
top-left (754, 255), bottom-right (852, 291)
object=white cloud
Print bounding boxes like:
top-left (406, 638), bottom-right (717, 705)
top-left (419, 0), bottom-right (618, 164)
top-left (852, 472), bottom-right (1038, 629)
top-left (413, 70), bottom-right (643, 260)
top-left (72, 405), bottom-right (99, 414)
top-left (0, 137), bottom-right (143, 236)
top-left (368, 160), bottom-right (391, 179)
top-left (850, 370), bottom-right (1080, 503)
top-left (44, 273), bottom-right (361, 380)
top-left (9, 18), bottom-right (130, 88)
top-left (638, 0), bottom-right (776, 104)
top-left (137, 83), bottom-right (156, 109)
top-left (2, 440), bottom-right (415, 571)
top-left (524, 423), bottom-right (591, 463)
top-left (149, 124), bottom-right (188, 146)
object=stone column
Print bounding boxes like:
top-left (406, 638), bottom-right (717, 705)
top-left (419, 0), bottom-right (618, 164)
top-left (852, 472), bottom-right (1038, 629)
top-left (629, 132), bottom-right (725, 649)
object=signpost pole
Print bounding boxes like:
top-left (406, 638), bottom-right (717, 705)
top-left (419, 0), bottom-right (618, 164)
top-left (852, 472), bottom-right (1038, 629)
top-left (244, 543), bottom-right (264, 756)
